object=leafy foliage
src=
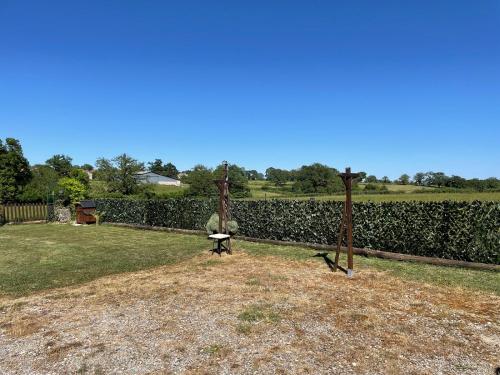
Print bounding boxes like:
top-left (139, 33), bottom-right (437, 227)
top-left (96, 198), bottom-right (500, 264)
top-left (184, 163), bottom-right (250, 198)
top-left (19, 165), bottom-right (60, 202)
top-left (95, 154), bottom-right (144, 195)
top-left (265, 167), bottom-right (290, 186)
top-left (398, 174), bottom-right (410, 185)
top-left (205, 213), bottom-right (239, 235)
top-left (213, 163), bottom-right (251, 198)
top-left (46, 154), bottom-right (73, 177)
top-left (0, 138), bottom-right (32, 203)
top-left (292, 163), bottom-right (343, 194)
top-left (413, 171), bottom-right (500, 191)
top-left (58, 177), bottom-right (87, 203)
top-left (148, 159), bottom-right (179, 178)
top-left (183, 165), bottom-right (218, 197)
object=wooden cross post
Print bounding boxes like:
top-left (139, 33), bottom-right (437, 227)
top-left (213, 161), bottom-right (231, 254)
top-left (334, 167), bottom-right (359, 278)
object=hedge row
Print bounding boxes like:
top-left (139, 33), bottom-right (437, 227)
top-left (95, 199), bottom-right (500, 264)
top-left (96, 198), bottom-right (216, 230)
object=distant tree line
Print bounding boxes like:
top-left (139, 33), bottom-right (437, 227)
top-left (1, 137), bottom-right (498, 205)
top-left (364, 171), bottom-right (500, 191)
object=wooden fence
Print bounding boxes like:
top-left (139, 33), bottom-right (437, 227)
top-left (1, 203), bottom-right (48, 223)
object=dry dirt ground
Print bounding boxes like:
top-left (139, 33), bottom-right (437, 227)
top-left (0, 252), bottom-right (499, 375)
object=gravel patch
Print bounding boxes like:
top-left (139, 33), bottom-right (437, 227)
top-left (0, 252), bottom-right (498, 374)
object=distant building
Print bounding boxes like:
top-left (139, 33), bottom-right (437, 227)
top-left (134, 171), bottom-right (181, 186)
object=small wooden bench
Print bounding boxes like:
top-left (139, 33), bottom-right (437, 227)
top-left (208, 233), bottom-right (231, 255)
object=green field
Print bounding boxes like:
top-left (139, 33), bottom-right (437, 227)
top-left (88, 179), bottom-right (500, 202)
top-left (248, 180), bottom-right (500, 202)
top-left (148, 183), bottom-right (189, 195)
top-left (0, 224), bottom-right (498, 296)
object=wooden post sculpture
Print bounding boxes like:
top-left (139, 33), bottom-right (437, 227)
top-left (334, 167), bottom-right (359, 278)
top-left (213, 161), bottom-right (231, 254)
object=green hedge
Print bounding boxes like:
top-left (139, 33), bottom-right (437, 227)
top-left (96, 199), bottom-right (500, 264)
top-left (96, 198), bottom-right (216, 229)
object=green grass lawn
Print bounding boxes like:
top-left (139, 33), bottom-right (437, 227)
top-left (0, 224), bottom-right (208, 296)
top-left (1, 224), bottom-right (498, 297)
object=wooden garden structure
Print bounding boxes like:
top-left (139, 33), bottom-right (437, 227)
top-left (209, 161), bottom-right (232, 255)
top-left (334, 167), bottom-right (359, 278)
top-left (75, 200), bottom-right (97, 224)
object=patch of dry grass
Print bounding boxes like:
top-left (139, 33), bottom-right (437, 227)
top-left (0, 251), bottom-right (498, 374)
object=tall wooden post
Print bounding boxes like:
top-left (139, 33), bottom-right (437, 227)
top-left (214, 161), bottom-right (232, 254)
top-left (334, 167), bottom-right (359, 278)
top-left (217, 161), bottom-right (229, 234)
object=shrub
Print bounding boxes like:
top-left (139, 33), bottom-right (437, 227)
top-left (58, 177), bottom-right (87, 204)
top-left (205, 213), bottom-right (239, 235)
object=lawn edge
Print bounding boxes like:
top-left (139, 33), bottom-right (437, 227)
top-left (103, 223), bottom-right (500, 272)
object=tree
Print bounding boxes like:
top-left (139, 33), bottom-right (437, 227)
top-left (148, 159), bottom-right (164, 175)
top-left (265, 167), bottom-right (289, 186)
top-left (19, 165), bottom-right (59, 202)
top-left (358, 171), bottom-right (367, 182)
top-left (95, 154), bottom-right (144, 195)
top-left (445, 175), bottom-right (467, 189)
top-left (213, 163), bottom-right (251, 198)
top-left (81, 163), bottom-right (94, 171)
top-left (431, 172), bottom-right (448, 187)
top-left (413, 172), bottom-right (425, 186)
top-left (365, 175), bottom-right (378, 183)
top-left (184, 165), bottom-right (217, 197)
top-left (58, 177), bottom-right (87, 203)
top-left (46, 154), bottom-right (73, 177)
top-left (69, 168), bottom-right (90, 187)
top-left (292, 163), bottom-right (343, 194)
top-left (164, 162), bottom-right (179, 179)
top-left (381, 176), bottom-right (391, 184)
top-left (148, 159), bottom-right (179, 178)
top-left (245, 170), bottom-right (264, 180)
top-left (398, 174), bottom-right (410, 185)
top-left (0, 138), bottom-right (32, 202)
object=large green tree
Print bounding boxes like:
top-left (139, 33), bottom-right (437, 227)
top-left (148, 159), bottom-right (179, 179)
top-left (0, 138), bottom-right (32, 202)
top-left (46, 154), bottom-right (73, 177)
top-left (19, 165), bottom-right (59, 202)
top-left (95, 154), bottom-right (144, 195)
top-left (184, 165), bottom-right (217, 197)
top-left (292, 163), bottom-right (343, 194)
top-left (398, 174), bottom-right (410, 185)
top-left (265, 167), bottom-right (290, 186)
top-left (213, 163), bottom-right (251, 198)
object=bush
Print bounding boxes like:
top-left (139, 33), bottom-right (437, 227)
top-left (205, 213), bottom-right (239, 235)
top-left (363, 183), bottom-right (388, 192)
top-left (95, 198), bottom-right (500, 264)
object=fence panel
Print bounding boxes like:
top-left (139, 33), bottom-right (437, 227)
top-left (1, 203), bottom-right (48, 223)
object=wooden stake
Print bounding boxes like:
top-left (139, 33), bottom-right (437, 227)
top-left (336, 167), bottom-right (359, 278)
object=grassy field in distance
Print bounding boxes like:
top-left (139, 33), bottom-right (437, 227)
top-left (247, 180), bottom-right (500, 202)
top-left (149, 183), bottom-right (189, 194)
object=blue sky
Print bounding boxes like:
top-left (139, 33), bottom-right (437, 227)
top-left (1, 0), bottom-right (499, 179)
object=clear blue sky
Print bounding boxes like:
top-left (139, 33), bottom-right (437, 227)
top-left (1, 1), bottom-right (499, 179)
